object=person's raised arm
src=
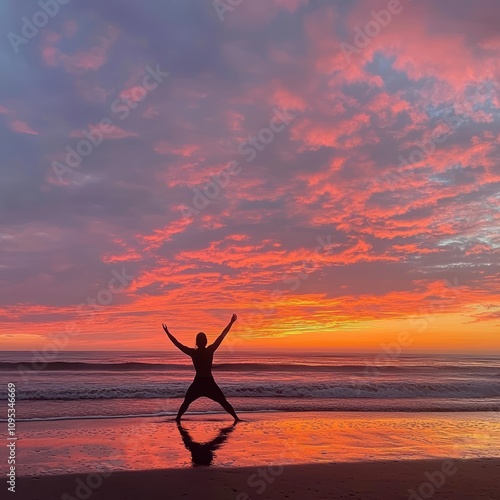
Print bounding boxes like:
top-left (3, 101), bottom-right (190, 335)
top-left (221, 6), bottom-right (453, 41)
top-left (209, 314), bottom-right (237, 351)
top-left (207, 424), bottom-right (236, 450)
top-left (162, 324), bottom-right (192, 356)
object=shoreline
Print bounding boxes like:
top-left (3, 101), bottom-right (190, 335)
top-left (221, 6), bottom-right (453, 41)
top-left (16, 458), bottom-right (500, 500)
top-left (8, 406), bottom-right (500, 424)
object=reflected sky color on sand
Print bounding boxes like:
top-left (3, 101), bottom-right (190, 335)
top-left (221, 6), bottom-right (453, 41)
top-left (19, 412), bottom-right (500, 476)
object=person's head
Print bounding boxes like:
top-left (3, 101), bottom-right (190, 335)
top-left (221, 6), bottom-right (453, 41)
top-left (195, 332), bottom-right (207, 349)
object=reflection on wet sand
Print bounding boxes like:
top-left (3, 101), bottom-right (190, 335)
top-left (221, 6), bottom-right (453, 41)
top-left (177, 422), bottom-right (237, 466)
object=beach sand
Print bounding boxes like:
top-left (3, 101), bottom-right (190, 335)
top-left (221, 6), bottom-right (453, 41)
top-left (17, 458), bottom-right (500, 500)
top-left (14, 411), bottom-right (500, 499)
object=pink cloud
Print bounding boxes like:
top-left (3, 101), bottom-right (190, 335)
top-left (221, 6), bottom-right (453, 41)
top-left (6, 0), bottom-right (500, 350)
top-left (270, 81), bottom-right (308, 111)
top-left (274, 0), bottom-right (309, 12)
top-left (142, 106), bottom-right (159, 119)
top-left (119, 86), bottom-right (150, 105)
top-left (291, 112), bottom-right (372, 151)
top-left (63, 20), bottom-right (78, 38)
top-left (154, 141), bottom-right (199, 157)
top-left (9, 120), bottom-right (38, 135)
top-left (75, 80), bottom-right (111, 103)
top-left (41, 26), bottom-right (119, 74)
top-left (103, 127), bottom-right (139, 139)
top-left (139, 218), bottom-right (193, 250)
top-left (70, 124), bottom-right (138, 140)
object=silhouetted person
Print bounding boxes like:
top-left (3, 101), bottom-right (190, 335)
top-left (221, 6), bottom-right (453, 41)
top-left (177, 422), bottom-right (236, 466)
top-left (162, 314), bottom-right (241, 423)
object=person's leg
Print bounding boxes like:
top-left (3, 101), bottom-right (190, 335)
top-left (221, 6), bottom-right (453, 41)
top-left (177, 384), bottom-right (199, 422)
top-left (218, 396), bottom-right (240, 421)
top-left (208, 382), bottom-right (240, 421)
top-left (176, 398), bottom-right (192, 422)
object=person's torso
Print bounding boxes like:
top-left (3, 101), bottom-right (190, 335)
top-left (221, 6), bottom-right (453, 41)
top-left (190, 348), bottom-right (213, 377)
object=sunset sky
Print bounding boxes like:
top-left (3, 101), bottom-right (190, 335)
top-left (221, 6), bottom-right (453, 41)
top-left (1, 0), bottom-right (499, 352)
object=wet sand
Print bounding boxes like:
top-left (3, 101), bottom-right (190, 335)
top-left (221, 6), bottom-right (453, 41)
top-left (14, 411), bottom-right (500, 499)
top-left (17, 411), bottom-right (500, 475)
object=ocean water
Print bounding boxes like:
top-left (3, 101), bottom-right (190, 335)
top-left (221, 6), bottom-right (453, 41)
top-left (2, 350), bottom-right (500, 421)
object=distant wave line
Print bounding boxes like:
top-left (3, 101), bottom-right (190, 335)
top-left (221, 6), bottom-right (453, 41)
top-left (3, 361), bottom-right (500, 373)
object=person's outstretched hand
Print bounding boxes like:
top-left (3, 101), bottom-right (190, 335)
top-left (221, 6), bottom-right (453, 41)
top-left (162, 323), bottom-right (170, 334)
top-left (230, 313), bottom-right (237, 323)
